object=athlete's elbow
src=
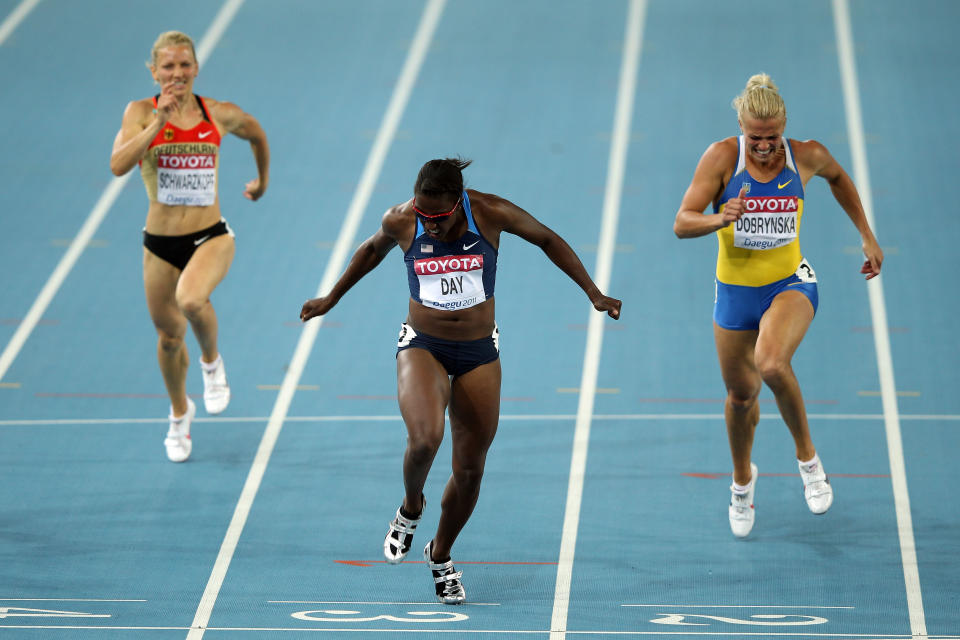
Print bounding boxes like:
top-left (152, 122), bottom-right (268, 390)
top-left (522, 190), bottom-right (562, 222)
top-left (673, 218), bottom-right (692, 239)
top-left (674, 225), bottom-right (700, 239)
top-left (673, 211), bottom-right (702, 238)
top-left (109, 157), bottom-right (131, 177)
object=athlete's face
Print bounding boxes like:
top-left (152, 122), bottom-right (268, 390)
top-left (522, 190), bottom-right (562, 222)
top-left (413, 193), bottom-right (462, 240)
top-left (739, 115), bottom-right (785, 164)
top-left (151, 46), bottom-right (198, 96)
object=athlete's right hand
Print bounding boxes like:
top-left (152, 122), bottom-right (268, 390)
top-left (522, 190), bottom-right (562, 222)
top-left (300, 297), bottom-right (334, 322)
top-left (154, 82), bottom-right (181, 125)
top-left (718, 186), bottom-right (748, 228)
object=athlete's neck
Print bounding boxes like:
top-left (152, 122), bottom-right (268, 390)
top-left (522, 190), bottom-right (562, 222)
top-left (746, 147), bottom-right (785, 178)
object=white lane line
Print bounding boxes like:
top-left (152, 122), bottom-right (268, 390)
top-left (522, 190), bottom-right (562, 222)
top-left (832, 2), bottom-right (925, 639)
top-left (0, 625), bottom-right (940, 637)
top-left (193, 0), bottom-right (244, 65)
top-left (3, 413), bottom-right (959, 427)
top-left (268, 600), bottom-right (500, 606)
top-left (0, 176), bottom-right (128, 382)
top-left (184, 2), bottom-right (447, 638)
top-left (0, 628), bottom-right (187, 632)
top-left (0, 599), bottom-right (145, 602)
top-left (549, 1), bottom-right (646, 639)
top-left (0, 0), bottom-right (41, 46)
top-left (622, 604), bottom-right (855, 609)
top-left (0, 0), bottom-right (245, 384)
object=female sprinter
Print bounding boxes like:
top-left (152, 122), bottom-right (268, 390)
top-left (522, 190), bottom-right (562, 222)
top-left (301, 158), bottom-right (621, 602)
top-left (674, 74), bottom-right (882, 538)
top-left (110, 31), bottom-right (269, 462)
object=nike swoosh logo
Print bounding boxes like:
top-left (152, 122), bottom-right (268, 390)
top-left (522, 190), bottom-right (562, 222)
top-left (463, 241), bottom-right (479, 250)
top-left (198, 131), bottom-right (213, 139)
top-left (777, 179), bottom-right (793, 189)
top-left (194, 235), bottom-right (211, 246)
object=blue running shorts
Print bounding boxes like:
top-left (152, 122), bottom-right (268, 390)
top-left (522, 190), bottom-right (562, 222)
top-left (396, 322), bottom-right (499, 377)
top-left (714, 262), bottom-right (819, 331)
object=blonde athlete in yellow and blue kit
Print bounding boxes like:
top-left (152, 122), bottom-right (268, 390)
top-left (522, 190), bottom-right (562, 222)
top-left (674, 74), bottom-right (883, 538)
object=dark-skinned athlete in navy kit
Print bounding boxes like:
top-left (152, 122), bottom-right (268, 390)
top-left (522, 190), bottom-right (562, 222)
top-left (300, 158), bottom-right (621, 604)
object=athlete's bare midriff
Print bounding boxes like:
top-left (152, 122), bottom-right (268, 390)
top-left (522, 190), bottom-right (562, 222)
top-left (144, 199), bottom-right (223, 236)
top-left (406, 296), bottom-right (496, 342)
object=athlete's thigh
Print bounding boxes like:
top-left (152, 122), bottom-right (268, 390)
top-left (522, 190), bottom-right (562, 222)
top-left (448, 359), bottom-right (502, 457)
top-left (177, 234), bottom-right (235, 302)
top-left (397, 347), bottom-right (451, 438)
top-left (756, 290), bottom-right (814, 363)
top-left (713, 322), bottom-right (761, 395)
top-left (143, 248), bottom-right (187, 337)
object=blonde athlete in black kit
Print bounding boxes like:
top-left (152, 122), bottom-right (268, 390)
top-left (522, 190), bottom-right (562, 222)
top-left (111, 31), bottom-right (269, 462)
top-left (301, 158), bottom-right (621, 603)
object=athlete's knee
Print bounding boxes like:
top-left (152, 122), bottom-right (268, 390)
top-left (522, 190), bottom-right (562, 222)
top-left (756, 355), bottom-right (794, 390)
top-left (176, 291), bottom-right (210, 319)
top-left (726, 388), bottom-right (759, 413)
top-left (156, 329), bottom-right (184, 354)
top-left (405, 428), bottom-right (443, 466)
top-left (452, 464), bottom-right (485, 495)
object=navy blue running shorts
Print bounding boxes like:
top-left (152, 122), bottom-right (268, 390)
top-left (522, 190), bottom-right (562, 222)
top-left (396, 322), bottom-right (500, 377)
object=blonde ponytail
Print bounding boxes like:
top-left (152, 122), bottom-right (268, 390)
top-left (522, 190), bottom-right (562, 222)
top-left (732, 73), bottom-right (786, 121)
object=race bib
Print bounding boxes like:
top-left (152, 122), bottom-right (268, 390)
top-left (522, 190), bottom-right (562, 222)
top-left (414, 254), bottom-right (485, 310)
top-left (156, 152), bottom-right (217, 206)
top-left (733, 196), bottom-right (799, 250)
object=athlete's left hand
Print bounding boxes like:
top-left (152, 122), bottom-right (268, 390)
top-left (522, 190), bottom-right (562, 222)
top-left (243, 178), bottom-right (267, 201)
top-left (592, 294), bottom-right (622, 319)
top-left (861, 236), bottom-right (883, 280)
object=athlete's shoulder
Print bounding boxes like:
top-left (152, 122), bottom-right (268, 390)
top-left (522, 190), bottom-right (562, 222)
top-left (467, 189), bottom-right (520, 229)
top-left (693, 136), bottom-right (739, 179)
top-left (704, 136), bottom-right (739, 162)
top-left (128, 96), bottom-right (155, 111)
top-left (788, 138), bottom-right (829, 158)
top-left (788, 138), bottom-right (834, 173)
top-left (465, 189), bottom-right (503, 207)
top-left (469, 189), bottom-right (520, 214)
top-left (382, 199), bottom-right (414, 237)
top-left (123, 97), bottom-right (156, 124)
top-left (201, 95), bottom-right (228, 113)
top-left (203, 96), bottom-right (238, 122)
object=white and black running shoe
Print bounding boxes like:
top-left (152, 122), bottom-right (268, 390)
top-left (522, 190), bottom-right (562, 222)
top-left (383, 497), bottom-right (424, 563)
top-left (424, 540), bottom-right (465, 605)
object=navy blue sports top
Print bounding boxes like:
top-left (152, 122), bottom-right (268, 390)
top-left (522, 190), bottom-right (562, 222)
top-left (404, 191), bottom-right (498, 311)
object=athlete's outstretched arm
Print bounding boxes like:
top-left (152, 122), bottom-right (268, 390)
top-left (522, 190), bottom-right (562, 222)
top-left (300, 211), bottom-right (401, 322)
top-left (487, 195), bottom-right (621, 319)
